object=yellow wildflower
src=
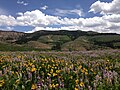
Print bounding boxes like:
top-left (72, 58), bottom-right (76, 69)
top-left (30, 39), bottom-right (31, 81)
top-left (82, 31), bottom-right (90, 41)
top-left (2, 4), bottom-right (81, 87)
top-left (107, 60), bottom-right (109, 62)
top-left (31, 84), bottom-right (37, 90)
top-left (78, 65), bottom-right (82, 70)
top-left (12, 71), bottom-right (14, 74)
top-left (105, 67), bottom-right (109, 70)
top-left (93, 72), bottom-right (96, 75)
top-left (42, 64), bottom-right (44, 66)
top-left (31, 67), bottom-right (36, 72)
top-left (53, 73), bottom-right (57, 77)
top-left (42, 79), bottom-right (44, 82)
top-left (74, 87), bottom-right (78, 90)
top-left (81, 69), bottom-right (85, 73)
top-left (75, 79), bottom-right (79, 85)
top-left (0, 80), bottom-right (5, 87)
top-left (80, 82), bottom-right (84, 87)
top-left (49, 84), bottom-right (52, 89)
top-left (15, 79), bottom-right (19, 84)
top-left (85, 72), bottom-right (88, 75)
top-left (70, 76), bottom-right (73, 79)
top-left (50, 69), bottom-right (53, 74)
top-left (52, 83), bottom-right (55, 88)
top-left (66, 63), bottom-right (68, 65)
top-left (0, 60), bottom-right (2, 63)
top-left (90, 68), bottom-right (93, 72)
top-left (56, 64), bottom-right (58, 66)
top-left (47, 73), bottom-right (51, 77)
top-left (56, 70), bottom-right (61, 73)
top-left (52, 59), bottom-right (54, 62)
top-left (17, 56), bottom-right (21, 59)
top-left (109, 66), bottom-right (112, 69)
top-left (29, 63), bottom-right (33, 67)
top-left (55, 83), bottom-right (59, 87)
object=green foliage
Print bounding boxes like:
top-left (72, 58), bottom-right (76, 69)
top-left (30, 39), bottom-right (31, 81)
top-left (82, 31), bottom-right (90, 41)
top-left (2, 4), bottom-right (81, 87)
top-left (90, 35), bottom-right (120, 42)
top-left (89, 35), bottom-right (120, 48)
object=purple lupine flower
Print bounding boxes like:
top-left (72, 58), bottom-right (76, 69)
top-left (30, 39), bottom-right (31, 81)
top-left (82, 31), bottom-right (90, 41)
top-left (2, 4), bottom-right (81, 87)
top-left (37, 76), bottom-right (41, 80)
top-left (28, 72), bottom-right (32, 79)
top-left (3, 67), bottom-right (7, 75)
top-left (37, 81), bottom-right (42, 88)
top-left (103, 70), bottom-right (107, 78)
top-left (61, 82), bottom-right (64, 88)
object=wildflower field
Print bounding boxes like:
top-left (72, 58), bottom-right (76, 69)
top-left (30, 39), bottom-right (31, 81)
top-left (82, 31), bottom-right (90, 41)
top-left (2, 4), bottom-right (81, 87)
top-left (0, 50), bottom-right (120, 90)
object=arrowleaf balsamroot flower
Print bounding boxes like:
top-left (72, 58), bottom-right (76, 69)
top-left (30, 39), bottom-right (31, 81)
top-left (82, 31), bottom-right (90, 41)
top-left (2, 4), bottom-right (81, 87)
top-left (31, 84), bottom-right (37, 90)
top-left (31, 67), bottom-right (36, 72)
top-left (0, 80), bottom-right (5, 87)
top-left (80, 82), bottom-right (84, 87)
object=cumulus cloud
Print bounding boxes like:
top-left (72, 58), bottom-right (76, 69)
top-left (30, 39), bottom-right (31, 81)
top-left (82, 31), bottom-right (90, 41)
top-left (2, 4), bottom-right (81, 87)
top-left (16, 10), bottom-right (60, 26)
top-left (26, 27), bottom-right (60, 33)
top-left (24, 13), bottom-right (120, 34)
top-left (0, 15), bottom-right (17, 26)
top-left (103, 14), bottom-right (120, 23)
top-left (17, 12), bottom-right (23, 16)
top-left (0, 8), bottom-right (120, 34)
top-left (54, 8), bottom-right (83, 17)
top-left (40, 5), bottom-right (48, 10)
top-left (89, 0), bottom-right (120, 15)
top-left (17, 0), bottom-right (28, 6)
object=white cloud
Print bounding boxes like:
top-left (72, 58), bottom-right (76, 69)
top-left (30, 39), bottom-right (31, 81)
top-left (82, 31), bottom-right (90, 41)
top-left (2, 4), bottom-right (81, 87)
top-left (17, 0), bottom-right (28, 6)
top-left (0, 15), bottom-right (17, 26)
top-left (16, 10), bottom-right (60, 26)
top-left (54, 8), bottom-right (83, 17)
top-left (17, 12), bottom-right (23, 16)
top-left (25, 27), bottom-right (60, 33)
top-left (89, 0), bottom-right (120, 15)
top-left (40, 5), bottom-right (48, 10)
top-left (82, 17), bottom-right (106, 27)
top-left (0, 8), bottom-right (120, 34)
top-left (103, 14), bottom-right (120, 23)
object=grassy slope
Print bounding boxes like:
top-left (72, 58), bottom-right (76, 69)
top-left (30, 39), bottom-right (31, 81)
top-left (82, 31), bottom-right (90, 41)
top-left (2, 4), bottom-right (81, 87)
top-left (0, 30), bottom-right (120, 51)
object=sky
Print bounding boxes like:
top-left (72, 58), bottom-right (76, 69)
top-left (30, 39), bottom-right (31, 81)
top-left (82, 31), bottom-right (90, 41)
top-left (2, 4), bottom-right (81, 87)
top-left (0, 0), bottom-right (120, 34)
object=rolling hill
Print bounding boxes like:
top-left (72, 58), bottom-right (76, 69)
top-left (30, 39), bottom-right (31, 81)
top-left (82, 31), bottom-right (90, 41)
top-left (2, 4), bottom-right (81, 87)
top-left (0, 30), bottom-right (120, 51)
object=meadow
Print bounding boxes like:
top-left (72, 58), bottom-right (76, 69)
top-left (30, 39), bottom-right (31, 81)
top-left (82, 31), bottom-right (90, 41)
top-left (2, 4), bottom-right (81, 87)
top-left (0, 49), bottom-right (120, 90)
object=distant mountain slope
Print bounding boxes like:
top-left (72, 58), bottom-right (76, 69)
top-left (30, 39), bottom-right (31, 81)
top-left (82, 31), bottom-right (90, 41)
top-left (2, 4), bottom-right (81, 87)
top-left (0, 30), bottom-right (119, 51)
top-left (0, 30), bottom-right (25, 43)
top-left (16, 30), bottom-right (98, 44)
top-left (61, 36), bottom-right (93, 51)
top-left (89, 35), bottom-right (120, 48)
top-left (25, 41), bottom-right (51, 50)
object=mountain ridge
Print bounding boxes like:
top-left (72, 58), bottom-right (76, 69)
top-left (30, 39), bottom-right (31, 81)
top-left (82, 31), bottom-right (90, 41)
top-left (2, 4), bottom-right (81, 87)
top-left (0, 30), bottom-right (120, 51)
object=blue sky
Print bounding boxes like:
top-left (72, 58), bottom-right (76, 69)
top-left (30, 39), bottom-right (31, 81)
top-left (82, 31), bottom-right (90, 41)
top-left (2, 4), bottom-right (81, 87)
top-left (0, 0), bottom-right (120, 34)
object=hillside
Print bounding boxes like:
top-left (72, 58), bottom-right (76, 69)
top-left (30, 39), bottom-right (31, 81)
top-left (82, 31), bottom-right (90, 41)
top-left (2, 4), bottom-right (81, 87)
top-left (0, 30), bottom-right (120, 51)
top-left (0, 30), bottom-right (25, 43)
